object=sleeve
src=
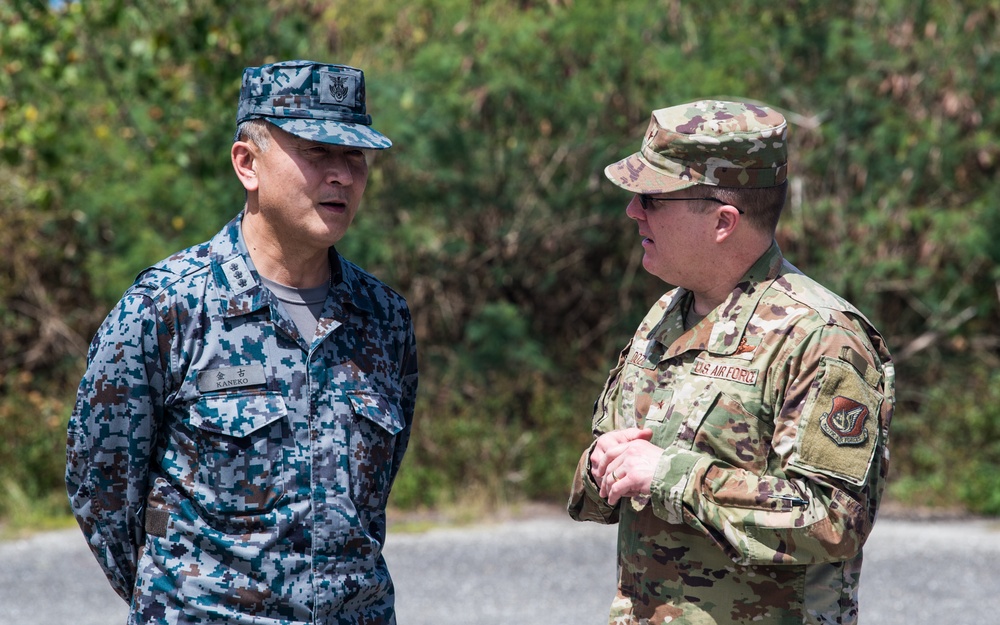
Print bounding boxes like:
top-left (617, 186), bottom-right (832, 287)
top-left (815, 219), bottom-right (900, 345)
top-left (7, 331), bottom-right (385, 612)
top-left (65, 291), bottom-right (167, 601)
top-left (647, 320), bottom-right (893, 566)
top-left (567, 439), bottom-right (619, 524)
top-left (567, 343), bottom-right (631, 525)
top-left (389, 306), bottom-right (418, 490)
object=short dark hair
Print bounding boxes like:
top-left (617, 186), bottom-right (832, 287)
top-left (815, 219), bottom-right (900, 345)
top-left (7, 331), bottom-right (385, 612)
top-left (697, 181), bottom-right (788, 234)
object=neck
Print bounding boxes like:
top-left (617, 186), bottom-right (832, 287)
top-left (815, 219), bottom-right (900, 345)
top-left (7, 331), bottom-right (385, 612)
top-left (242, 213), bottom-right (331, 288)
top-left (689, 237), bottom-right (772, 315)
top-left (689, 284), bottom-right (734, 317)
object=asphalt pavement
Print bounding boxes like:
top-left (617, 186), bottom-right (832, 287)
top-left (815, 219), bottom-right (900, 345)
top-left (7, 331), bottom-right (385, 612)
top-left (1, 510), bottom-right (998, 624)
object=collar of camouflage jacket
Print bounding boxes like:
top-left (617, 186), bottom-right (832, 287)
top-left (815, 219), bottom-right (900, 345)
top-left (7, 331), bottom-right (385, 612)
top-left (209, 212), bottom-right (376, 320)
top-left (648, 240), bottom-right (785, 360)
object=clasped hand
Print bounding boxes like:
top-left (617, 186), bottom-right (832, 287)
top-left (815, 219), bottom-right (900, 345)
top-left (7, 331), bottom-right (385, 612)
top-left (589, 427), bottom-right (662, 505)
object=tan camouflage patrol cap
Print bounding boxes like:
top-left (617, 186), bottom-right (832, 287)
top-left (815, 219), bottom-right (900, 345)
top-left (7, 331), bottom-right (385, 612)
top-left (236, 60), bottom-right (391, 149)
top-left (605, 100), bottom-right (787, 193)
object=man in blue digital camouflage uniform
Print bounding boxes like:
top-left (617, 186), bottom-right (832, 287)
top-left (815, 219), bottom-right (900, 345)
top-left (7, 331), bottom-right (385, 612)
top-left (67, 60), bottom-right (418, 625)
top-left (568, 100), bottom-right (894, 624)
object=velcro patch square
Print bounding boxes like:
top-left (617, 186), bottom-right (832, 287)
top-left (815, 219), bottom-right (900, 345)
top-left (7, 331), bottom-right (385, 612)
top-left (792, 356), bottom-right (883, 486)
top-left (319, 71), bottom-right (358, 107)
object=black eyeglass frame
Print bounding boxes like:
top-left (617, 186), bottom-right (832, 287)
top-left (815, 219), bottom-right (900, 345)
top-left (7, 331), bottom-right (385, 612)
top-left (638, 194), bottom-right (745, 214)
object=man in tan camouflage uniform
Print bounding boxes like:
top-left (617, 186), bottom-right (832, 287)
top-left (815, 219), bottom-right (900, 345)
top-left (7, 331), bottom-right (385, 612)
top-left (568, 100), bottom-right (894, 625)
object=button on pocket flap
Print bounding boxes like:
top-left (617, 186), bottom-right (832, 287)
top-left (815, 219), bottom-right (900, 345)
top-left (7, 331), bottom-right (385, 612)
top-left (348, 391), bottom-right (405, 435)
top-left (190, 393), bottom-right (287, 437)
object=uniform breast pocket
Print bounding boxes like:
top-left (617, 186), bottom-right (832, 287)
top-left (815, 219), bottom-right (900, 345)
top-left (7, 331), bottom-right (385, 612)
top-left (670, 381), bottom-right (769, 473)
top-left (347, 391), bottom-right (406, 510)
top-left (189, 392), bottom-right (287, 516)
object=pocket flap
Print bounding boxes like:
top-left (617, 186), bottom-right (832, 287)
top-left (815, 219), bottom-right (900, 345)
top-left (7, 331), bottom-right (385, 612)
top-left (190, 392), bottom-right (287, 437)
top-left (348, 391), bottom-right (405, 435)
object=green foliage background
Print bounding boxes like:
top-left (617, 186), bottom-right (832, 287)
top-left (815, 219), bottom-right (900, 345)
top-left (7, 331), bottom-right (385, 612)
top-left (2, 0), bottom-right (999, 530)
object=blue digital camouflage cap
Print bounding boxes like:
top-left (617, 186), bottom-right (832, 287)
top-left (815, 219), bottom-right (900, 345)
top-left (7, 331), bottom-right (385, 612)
top-left (236, 60), bottom-right (392, 149)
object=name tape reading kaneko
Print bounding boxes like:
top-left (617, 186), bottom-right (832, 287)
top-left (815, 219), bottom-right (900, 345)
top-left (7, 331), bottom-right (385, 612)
top-left (197, 365), bottom-right (267, 392)
top-left (692, 357), bottom-right (759, 385)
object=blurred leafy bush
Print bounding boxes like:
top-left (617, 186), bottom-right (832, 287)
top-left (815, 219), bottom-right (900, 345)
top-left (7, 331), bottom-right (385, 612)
top-left (1, 0), bottom-right (999, 525)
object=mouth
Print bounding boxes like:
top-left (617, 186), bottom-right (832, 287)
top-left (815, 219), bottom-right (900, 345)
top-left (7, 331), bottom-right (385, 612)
top-left (319, 199), bottom-right (348, 212)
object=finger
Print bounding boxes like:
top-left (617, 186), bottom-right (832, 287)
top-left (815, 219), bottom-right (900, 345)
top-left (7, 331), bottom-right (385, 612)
top-left (600, 441), bottom-right (631, 471)
top-left (596, 428), bottom-right (647, 454)
top-left (600, 457), bottom-right (627, 499)
top-left (605, 472), bottom-right (629, 505)
top-left (600, 471), bottom-right (617, 500)
top-left (591, 433), bottom-right (627, 479)
top-left (615, 427), bottom-right (649, 443)
top-left (590, 446), bottom-right (610, 482)
top-left (598, 439), bottom-right (642, 492)
top-left (599, 466), bottom-right (612, 498)
top-left (593, 428), bottom-right (652, 482)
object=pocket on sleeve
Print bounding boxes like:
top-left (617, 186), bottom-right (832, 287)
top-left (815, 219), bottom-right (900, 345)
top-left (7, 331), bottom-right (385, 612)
top-left (790, 357), bottom-right (883, 487)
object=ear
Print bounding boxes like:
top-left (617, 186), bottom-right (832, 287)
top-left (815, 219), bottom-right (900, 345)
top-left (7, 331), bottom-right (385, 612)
top-left (231, 141), bottom-right (259, 192)
top-left (713, 205), bottom-right (741, 243)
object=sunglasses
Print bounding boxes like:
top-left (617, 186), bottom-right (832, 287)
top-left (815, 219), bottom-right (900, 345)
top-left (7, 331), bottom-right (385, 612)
top-left (637, 195), bottom-right (744, 214)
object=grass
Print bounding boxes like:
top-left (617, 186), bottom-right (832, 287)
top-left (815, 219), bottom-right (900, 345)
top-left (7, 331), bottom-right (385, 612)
top-left (0, 480), bottom-right (77, 541)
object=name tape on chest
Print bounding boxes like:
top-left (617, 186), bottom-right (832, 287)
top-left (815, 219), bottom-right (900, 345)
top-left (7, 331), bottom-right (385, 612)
top-left (197, 365), bottom-right (267, 392)
top-left (627, 338), bottom-right (653, 367)
top-left (692, 357), bottom-right (759, 386)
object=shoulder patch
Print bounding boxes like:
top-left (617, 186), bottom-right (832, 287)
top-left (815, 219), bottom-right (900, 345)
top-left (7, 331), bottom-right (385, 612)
top-left (791, 356), bottom-right (883, 486)
top-left (819, 396), bottom-right (869, 445)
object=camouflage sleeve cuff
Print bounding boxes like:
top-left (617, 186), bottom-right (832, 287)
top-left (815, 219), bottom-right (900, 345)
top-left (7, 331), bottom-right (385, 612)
top-left (649, 446), bottom-right (704, 525)
top-left (582, 447), bottom-right (609, 506)
top-left (567, 441), bottom-right (619, 524)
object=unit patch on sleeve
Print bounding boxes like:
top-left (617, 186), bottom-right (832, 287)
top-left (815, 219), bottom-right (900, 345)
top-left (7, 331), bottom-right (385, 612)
top-left (792, 356), bottom-right (883, 486)
top-left (820, 396), bottom-right (869, 445)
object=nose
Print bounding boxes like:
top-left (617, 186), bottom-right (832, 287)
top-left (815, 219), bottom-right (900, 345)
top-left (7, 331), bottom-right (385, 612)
top-left (625, 194), bottom-right (645, 220)
top-left (324, 151), bottom-right (356, 185)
